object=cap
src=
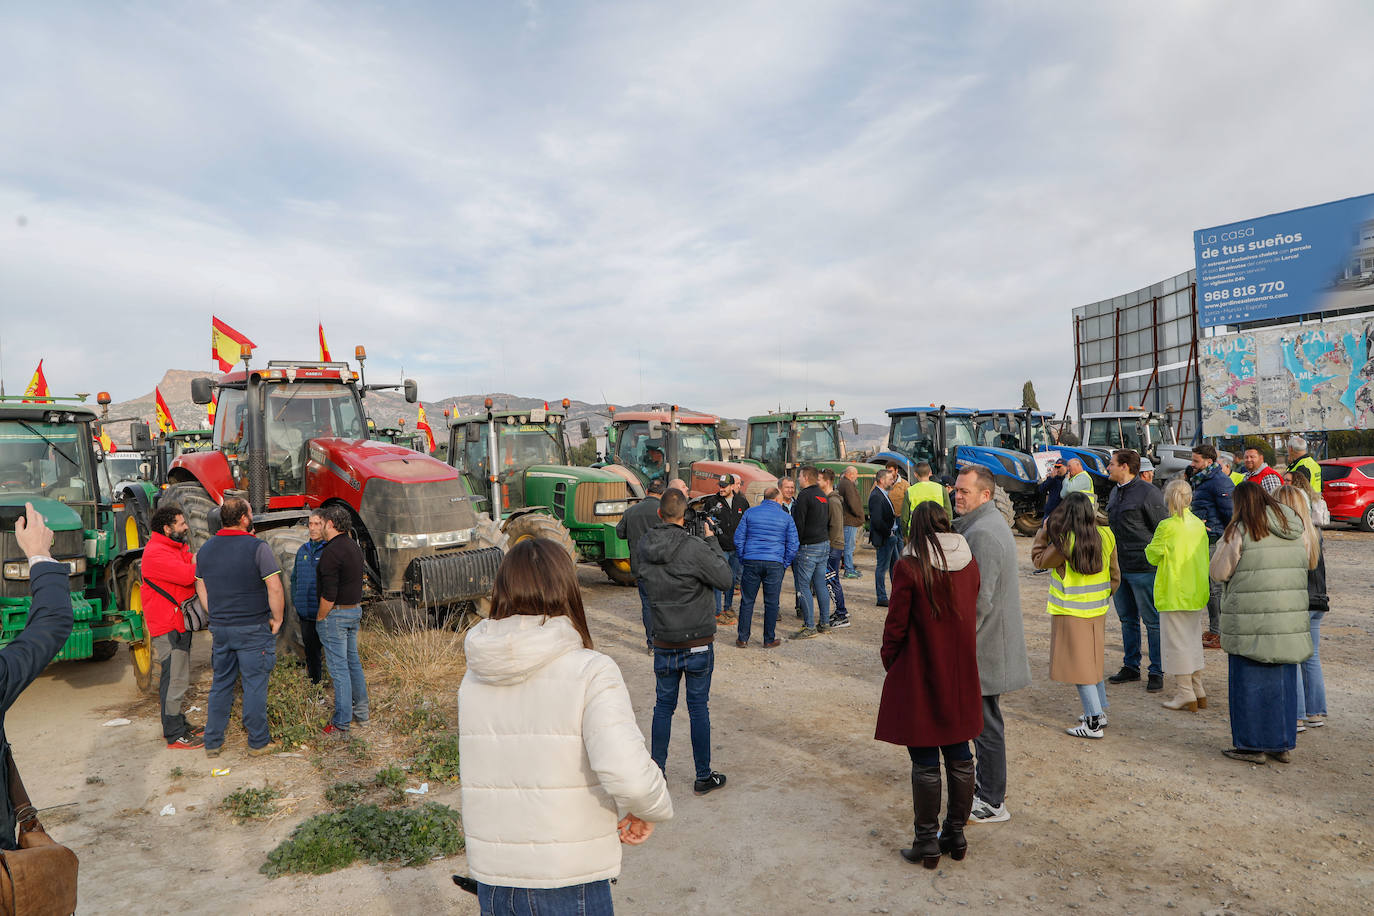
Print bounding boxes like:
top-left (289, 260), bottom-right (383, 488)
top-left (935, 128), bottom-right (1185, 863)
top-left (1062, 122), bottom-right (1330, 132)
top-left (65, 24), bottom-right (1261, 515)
top-left (1139, 457), bottom-right (1155, 472)
top-left (1053, 458), bottom-right (1067, 467)
top-left (718, 474), bottom-right (734, 486)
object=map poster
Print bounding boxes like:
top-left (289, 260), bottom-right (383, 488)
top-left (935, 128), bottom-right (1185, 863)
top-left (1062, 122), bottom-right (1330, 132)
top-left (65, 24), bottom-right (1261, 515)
top-left (1194, 193), bottom-right (1374, 328)
top-left (1199, 314), bottom-right (1374, 436)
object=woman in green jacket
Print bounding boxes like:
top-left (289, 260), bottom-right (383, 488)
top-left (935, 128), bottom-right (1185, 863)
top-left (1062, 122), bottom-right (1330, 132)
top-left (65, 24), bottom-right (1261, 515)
top-left (1209, 482), bottom-right (1315, 764)
top-left (1144, 479), bottom-right (1210, 712)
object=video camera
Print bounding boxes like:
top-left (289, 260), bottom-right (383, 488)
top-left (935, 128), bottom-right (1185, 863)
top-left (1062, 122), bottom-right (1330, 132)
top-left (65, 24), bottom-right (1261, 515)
top-left (683, 494), bottom-right (723, 541)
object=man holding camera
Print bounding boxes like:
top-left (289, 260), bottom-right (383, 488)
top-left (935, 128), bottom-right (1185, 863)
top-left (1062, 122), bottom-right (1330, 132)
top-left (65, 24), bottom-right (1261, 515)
top-left (637, 488), bottom-right (733, 796)
top-left (702, 474), bottom-right (749, 623)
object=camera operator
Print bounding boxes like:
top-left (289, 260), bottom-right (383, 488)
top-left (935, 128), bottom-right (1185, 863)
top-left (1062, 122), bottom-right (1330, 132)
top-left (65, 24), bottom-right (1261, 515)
top-left (701, 474), bottom-right (748, 623)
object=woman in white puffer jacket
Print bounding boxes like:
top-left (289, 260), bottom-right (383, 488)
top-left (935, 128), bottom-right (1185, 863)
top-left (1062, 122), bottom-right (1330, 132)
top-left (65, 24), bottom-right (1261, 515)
top-left (459, 538), bottom-right (673, 914)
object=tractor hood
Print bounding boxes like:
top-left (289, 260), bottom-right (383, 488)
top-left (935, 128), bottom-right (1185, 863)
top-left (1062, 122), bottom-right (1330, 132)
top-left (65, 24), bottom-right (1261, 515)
top-left (954, 445), bottom-right (1038, 484)
top-left (518, 464), bottom-right (628, 486)
top-left (310, 438), bottom-right (459, 487)
top-left (3, 496), bottom-right (84, 532)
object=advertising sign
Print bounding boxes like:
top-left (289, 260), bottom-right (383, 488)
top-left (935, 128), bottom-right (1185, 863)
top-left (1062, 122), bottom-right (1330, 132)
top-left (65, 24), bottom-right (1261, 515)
top-left (1194, 193), bottom-right (1374, 328)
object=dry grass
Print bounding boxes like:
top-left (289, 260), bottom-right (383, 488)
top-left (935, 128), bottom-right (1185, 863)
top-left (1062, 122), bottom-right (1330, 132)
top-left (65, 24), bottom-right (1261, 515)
top-left (358, 604), bottom-right (469, 736)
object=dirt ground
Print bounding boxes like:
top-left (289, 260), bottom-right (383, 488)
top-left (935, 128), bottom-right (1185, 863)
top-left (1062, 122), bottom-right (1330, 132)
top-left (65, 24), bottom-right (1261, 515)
top-left (11, 529), bottom-right (1374, 915)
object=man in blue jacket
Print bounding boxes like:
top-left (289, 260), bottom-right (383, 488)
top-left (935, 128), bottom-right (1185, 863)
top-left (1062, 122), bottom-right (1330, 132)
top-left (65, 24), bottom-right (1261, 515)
top-left (733, 486), bottom-right (799, 648)
top-left (2, 505), bottom-right (74, 849)
top-left (1189, 444), bottom-right (1234, 649)
top-left (292, 510), bottom-right (327, 684)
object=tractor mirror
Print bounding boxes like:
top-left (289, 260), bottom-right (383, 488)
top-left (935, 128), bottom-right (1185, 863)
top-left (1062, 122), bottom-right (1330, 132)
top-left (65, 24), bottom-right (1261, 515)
top-left (190, 378), bottom-right (214, 405)
top-left (648, 420), bottom-right (661, 436)
top-left (130, 422), bottom-right (153, 452)
top-left (465, 424), bottom-right (481, 443)
top-left (580, 420), bottom-right (591, 440)
top-left (851, 419), bottom-right (859, 435)
top-left (404, 379), bottom-right (419, 403)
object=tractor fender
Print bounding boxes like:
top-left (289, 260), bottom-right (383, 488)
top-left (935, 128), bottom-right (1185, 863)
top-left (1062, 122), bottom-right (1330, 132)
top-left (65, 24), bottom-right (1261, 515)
top-left (504, 505), bottom-right (556, 525)
top-left (600, 464), bottom-right (646, 499)
top-left (166, 450), bottom-right (235, 500)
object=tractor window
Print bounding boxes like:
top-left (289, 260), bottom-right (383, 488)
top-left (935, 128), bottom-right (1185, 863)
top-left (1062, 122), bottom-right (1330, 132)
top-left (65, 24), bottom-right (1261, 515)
top-left (617, 422), bottom-right (667, 483)
top-left (214, 387), bottom-right (247, 453)
top-left (1086, 419), bottom-right (1120, 448)
top-left (1119, 422), bottom-right (1145, 452)
top-left (794, 421), bottom-right (839, 462)
top-left (676, 427), bottom-right (721, 465)
top-left (748, 422), bottom-right (785, 475)
top-left (945, 419), bottom-right (977, 449)
top-left (890, 416), bottom-right (935, 463)
top-left (1030, 419), bottom-right (1056, 451)
top-left (497, 424), bottom-right (565, 470)
top-left (0, 420), bottom-right (98, 518)
top-left (462, 429), bottom-right (488, 483)
top-left (263, 382), bottom-right (366, 494)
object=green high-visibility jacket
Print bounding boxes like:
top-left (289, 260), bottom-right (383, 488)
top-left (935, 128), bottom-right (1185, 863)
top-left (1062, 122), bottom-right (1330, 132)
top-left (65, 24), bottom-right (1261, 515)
top-left (1291, 455), bottom-right (1322, 492)
top-left (1143, 509), bottom-right (1209, 612)
top-left (1047, 527), bottom-right (1116, 618)
top-left (903, 479), bottom-right (950, 526)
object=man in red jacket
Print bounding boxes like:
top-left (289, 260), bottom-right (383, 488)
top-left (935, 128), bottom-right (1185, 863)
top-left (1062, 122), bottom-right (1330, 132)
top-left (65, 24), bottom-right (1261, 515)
top-left (140, 503), bottom-right (203, 749)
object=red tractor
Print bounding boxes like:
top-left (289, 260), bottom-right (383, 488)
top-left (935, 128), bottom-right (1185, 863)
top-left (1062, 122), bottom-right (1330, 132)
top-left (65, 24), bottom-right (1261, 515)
top-left (165, 348), bottom-right (503, 653)
top-left (604, 407), bottom-right (776, 504)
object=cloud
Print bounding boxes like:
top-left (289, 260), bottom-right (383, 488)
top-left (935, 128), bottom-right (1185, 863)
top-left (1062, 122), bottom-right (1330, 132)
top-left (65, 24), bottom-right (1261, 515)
top-left (3, 0), bottom-right (1374, 437)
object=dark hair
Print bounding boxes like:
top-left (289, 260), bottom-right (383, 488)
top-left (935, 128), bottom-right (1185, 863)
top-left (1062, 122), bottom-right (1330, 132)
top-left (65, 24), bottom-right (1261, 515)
top-left (913, 461), bottom-right (932, 478)
top-left (897, 501), bottom-right (956, 618)
top-left (885, 461), bottom-right (905, 473)
top-left (1192, 443), bottom-right (1218, 462)
top-left (323, 504), bottom-right (352, 534)
top-left (220, 496), bottom-right (251, 529)
top-left (150, 503), bottom-right (184, 537)
top-left (489, 539), bottom-right (592, 649)
top-left (658, 488), bottom-right (687, 521)
top-left (819, 468), bottom-right (835, 485)
top-left (646, 478), bottom-right (667, 495)
top-left (1227, 481), bottom-right (1292, 542)
top-left (957, 465), bottom-right (994, 495)
top-left (799, 466), bottom-right (818, 484)
top-left (1046, 492), bottom-right (1104, 575)
top-left (1112, 449), bottom-right (1141, 476)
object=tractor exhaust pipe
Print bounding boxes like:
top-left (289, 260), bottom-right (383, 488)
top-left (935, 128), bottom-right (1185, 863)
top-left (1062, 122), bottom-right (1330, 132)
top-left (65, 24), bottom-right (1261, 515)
top-left (246, 369), bottom-right (269, 513)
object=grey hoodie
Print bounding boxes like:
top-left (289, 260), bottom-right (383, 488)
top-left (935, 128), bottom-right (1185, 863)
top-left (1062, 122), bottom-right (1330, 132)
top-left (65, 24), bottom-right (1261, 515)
top-left (637, 523), bottom-right (733, 645)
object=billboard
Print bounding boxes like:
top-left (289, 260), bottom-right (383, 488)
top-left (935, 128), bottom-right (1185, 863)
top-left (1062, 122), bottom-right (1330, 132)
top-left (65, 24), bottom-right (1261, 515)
top-left (1194, 193), bottom-right (1374, 328)
top-left (1198, 313), bottom-right (1374, 435)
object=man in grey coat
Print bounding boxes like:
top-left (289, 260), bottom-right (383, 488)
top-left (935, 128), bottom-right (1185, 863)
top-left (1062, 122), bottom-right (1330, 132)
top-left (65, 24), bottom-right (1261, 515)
top-left (952, 466), bottom-right (1032, 825)
top-left (617, 478), bottom-right (667, 653)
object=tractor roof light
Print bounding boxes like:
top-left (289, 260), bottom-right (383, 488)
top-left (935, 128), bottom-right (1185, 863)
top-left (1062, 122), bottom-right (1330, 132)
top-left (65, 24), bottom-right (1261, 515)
top-left (239, 343), bottom-right (253, 361)
top-left (608, 405), bottom-right (616, 414)
top-left (561, 398), bottom-right (570, 409)
top-left (829, 399), bottom-right (836, 408)
top-left (355, 345), bottom-right (367, 362)
top-left (97, 392), bottom-right (112, 405)
top-left (484, 397), bottom-right (493, 410)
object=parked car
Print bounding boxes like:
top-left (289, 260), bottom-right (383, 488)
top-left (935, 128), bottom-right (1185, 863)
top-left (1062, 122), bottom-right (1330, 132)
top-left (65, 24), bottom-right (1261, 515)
top-left (1320, 457), bottom-right (1374, 531)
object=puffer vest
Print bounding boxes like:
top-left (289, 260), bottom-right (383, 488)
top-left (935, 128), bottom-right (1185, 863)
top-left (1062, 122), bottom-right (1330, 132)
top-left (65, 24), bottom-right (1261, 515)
top-left (1219, 505), bottom-right (1312, 665)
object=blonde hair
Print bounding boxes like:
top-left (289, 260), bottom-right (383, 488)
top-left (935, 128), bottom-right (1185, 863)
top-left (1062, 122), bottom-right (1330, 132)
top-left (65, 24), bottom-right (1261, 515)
top-left (1274, 484), bottom-right (1312, 531)
top-left (1164, 478), bottom-right (1192, 517)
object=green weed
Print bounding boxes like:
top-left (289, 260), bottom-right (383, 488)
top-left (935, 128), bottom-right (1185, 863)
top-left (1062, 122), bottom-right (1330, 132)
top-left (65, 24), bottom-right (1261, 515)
top-left (265, 655), bottom-right (331, 749)
top-left (323, 781), bottom-right (367, 808)
top-left (261, 803), bottom-right (464, 876)
top-left (410, 733), bottom-right (461, 783)
top-left (221, 784), bottom-right (283, 822)
top-left (169, 767), bottom-right (185, 780)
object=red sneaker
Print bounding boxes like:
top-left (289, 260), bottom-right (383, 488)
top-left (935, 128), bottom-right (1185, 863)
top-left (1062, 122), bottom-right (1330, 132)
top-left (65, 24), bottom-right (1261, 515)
top-left (323, 724), bottom-right (349, 737)
top-left (167, 735), bottom-right (204, 750)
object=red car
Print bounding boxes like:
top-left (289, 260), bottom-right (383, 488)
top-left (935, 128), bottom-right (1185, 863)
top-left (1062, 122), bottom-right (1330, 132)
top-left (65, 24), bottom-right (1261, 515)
top-left (1320, 456), bottom-right (1374, 531)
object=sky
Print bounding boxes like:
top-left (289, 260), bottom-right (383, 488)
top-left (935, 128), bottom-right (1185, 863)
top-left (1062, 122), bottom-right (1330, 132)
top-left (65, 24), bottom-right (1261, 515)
top-left (3, 0), bottom-right (1374, 427)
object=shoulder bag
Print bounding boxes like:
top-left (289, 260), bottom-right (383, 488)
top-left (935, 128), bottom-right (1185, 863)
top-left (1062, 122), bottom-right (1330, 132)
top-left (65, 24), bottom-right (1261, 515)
top-left (144, 578), bottom-right (210, 632)
top-left (0, 746), bottom-right (79, 916)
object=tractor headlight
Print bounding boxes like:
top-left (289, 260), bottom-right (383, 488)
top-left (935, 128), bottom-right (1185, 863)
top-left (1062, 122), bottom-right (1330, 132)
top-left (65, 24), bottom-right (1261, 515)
top-left (2, 558), bottom-right (85, 579)
top-left (594, 500), bottom-right (629, 516)
top-left (383, 528), bottom-right (473, 549)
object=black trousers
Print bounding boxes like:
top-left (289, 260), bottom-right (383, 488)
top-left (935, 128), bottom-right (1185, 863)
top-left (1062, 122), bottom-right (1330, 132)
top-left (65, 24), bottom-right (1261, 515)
top-left (300, 615), bottom-right (324, 684)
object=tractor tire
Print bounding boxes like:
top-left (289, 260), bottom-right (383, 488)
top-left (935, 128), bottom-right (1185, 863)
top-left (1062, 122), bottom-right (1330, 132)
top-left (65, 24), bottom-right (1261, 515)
top-left (261, 526), bottom-right (311, 661)
top-left (129, 634), bottom-right (155, 694)
top-left (89, 640), bottom-right (121, 662)
top-left (993, 485), bottom-right (1015, 531)
top-left (465, 513), bottom-right (508, 619)
top-left (600, 558), bottom-right (636, 587)
top-left (1013, 513), bottom-right (1041, 537)
top-left (161, 482), bottom-right (220, 551)
top-left (502, 513), bottom-right (576, 564)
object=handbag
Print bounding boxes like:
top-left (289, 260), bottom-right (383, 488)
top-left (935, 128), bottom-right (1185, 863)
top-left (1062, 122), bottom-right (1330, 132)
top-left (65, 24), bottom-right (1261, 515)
top-left (143, 578), bottom-right (210, 632)
top-left (0, 746), bottom-right (79, 916)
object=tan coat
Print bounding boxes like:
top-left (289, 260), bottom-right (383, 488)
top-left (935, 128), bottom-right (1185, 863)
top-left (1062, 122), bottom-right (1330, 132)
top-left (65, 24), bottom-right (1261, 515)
top-left (1031, 526), bottom-right (1121, 684)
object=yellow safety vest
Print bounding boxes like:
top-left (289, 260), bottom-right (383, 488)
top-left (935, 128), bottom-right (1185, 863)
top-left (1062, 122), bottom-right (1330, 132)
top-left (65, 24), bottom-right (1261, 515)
top-left (1047, 527), bottom-right (1115, 619)
top-left (1292, 455), bottom-right (1322, 492)
top-left (1229, 471), bottom-right (1243, 485)
top-left (903, 480), bottom-right (947, 525)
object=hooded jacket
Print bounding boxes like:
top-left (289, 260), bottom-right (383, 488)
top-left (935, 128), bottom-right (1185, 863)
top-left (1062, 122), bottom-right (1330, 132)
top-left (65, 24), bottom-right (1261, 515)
top-left (952, 500), bottom-right (1032, 696)
top-left (140, 531), bottom-right (197, 638)
top-left (637, 523), bottom-right (733, 645)
top-left (1209, 504), bottom-right (1314, 665)
top-left (1143, 509), bottom-right (1209, 611)
top-left (615, 495), bottom-right (661, 576)
top-left (459, 615), bottom-right (673, 888)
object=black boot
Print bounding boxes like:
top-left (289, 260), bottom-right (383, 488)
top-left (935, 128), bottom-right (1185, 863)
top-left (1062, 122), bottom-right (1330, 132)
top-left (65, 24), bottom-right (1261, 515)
top-left (900, 763), bottom-right (943, 868)
top-left (938, 758), bottom-right (975, 862)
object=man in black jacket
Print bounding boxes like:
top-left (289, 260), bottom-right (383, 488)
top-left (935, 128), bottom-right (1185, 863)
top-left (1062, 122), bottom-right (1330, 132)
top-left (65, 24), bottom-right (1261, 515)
top-left (638, 488), bottom-right (732, 797)
top-left (1105, 449), bottom-right (1169, 691)
top-left (790, 466), bottom-right (832, 638)
top-left (701, 474), bottom-right (749, 622)
top-left (868, 468), bottom-right (900, 607)
top-left (616, 478), bottom-right (666, 653)
top-left (2, 505), bottom-right (74, 849)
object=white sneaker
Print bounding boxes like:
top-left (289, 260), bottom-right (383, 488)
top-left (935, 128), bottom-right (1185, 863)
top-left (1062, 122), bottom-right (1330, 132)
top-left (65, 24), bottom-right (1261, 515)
top-left (1305, 716), bottom-right (1326, 727)
top-left (1296, 720), bottom-right (1307, 733)
top-left (968, 798), bottom-right (1010, 823)
top-left (1078, 713), bottom-right (1109, 729)
top-left (1066, 720), bottom-right (1104, 739)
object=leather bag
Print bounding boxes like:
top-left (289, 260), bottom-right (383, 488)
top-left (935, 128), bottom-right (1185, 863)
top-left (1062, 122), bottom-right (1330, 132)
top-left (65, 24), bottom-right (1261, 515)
top-left (0, 747), bottom-right (78, 916)
top-left (144, 578), bottom-right (209, 632)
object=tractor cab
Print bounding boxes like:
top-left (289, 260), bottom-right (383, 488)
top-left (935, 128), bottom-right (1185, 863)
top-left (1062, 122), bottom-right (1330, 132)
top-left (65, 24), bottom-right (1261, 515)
top-left (449, 404), bottom-right (570, 514)
top-left (606, 407), bottom-right (776, 504)
top-left (743, 405), bottom-right (883, 508)
top-left (1080, 409), bottom-right (1191, 485)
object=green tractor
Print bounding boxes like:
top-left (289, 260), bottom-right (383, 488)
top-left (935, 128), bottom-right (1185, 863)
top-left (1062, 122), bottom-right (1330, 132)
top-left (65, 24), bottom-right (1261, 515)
top-left (0, 395), bottom-right (153, 691)
top-left (116, 426), bottom-right (214, 549)
top-left (446, 400), bottom-right (636, 586)
top-left (741, 405), bottom-right (884, 510)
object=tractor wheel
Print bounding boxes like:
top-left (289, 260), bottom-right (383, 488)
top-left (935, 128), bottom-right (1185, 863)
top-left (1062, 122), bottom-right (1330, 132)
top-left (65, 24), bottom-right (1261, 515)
top-left (503, 513), bottom-right (577, 564)
top-left (162, 482), bottom-right (219, 551)
top-left (993, 485), bottom-right (1015, 531)
top-left (466, 513), bottom-right (509, 619)
top-left (261, 526), bottom-right (311, 661)
top-left (89, 640), bottom-right (121, 662)
top-left (1013, 513), bottom-right (1041, 537)
top-left (129, 633), bottom-right (155, 694)
top-left (600, 558), bottom-right (636, 587)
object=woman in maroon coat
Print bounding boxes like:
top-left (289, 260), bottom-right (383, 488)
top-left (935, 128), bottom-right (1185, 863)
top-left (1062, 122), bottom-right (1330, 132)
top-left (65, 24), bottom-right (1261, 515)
top-left (875, 501), bottom-right (983, 868)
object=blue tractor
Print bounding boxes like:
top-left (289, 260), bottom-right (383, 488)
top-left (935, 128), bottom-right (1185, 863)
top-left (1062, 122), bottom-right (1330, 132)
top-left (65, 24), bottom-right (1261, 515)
top-left (875, 406), bottom-right (1039, 535)
top-left (970, 408), bottom-right (1113, 509)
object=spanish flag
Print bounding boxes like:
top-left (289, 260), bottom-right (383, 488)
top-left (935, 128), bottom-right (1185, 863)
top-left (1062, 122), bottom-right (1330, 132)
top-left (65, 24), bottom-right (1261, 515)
top-left (155, 387), bottom-right (178, 434)
top-left (318, 323), bottom-right (332, 362)
top-left (22, 360), bottom-right (49, 402)
top-left (207, 391), bottom-right (217, 429)
top-left (98, 427), bottom-right (115, 452)
top-left (211, 316), bottom-right (256, 372)
top-left (417, 404), bottom-right (436, 453)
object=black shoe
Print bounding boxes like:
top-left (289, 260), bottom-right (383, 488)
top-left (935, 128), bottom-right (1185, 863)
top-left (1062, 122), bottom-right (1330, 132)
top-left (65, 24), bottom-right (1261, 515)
top-left (876, 598), bottom-right (889, 607)
top-left (1146, 673), bottom-right (1165, 692)
top-left (1107, 666), bottom-right (1140, 684)
top-left (829, 615), bottom-right (852, 629)
top-left (693, 772), bottom-right (727, 796)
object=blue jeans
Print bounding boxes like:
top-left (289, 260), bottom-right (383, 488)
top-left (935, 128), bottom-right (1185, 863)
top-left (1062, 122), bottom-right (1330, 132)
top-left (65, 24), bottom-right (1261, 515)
top-left (205, 623), bottom-right (276, 750)
top-left (793, 543), bottom-right (830, 629)
top-left (873, 536), bottom-right (900, 602)
top-left (320, 606), bottom-right (369, 730)
top-left (651, 645), bottom-right (713, 780)
top-left (1114, 570), bottom-right (1162, 676)
top-left (842, 525), bottom-right (859, 574)
top-left (476, 880), bottom-right (613, 916)
top-left (1076, 681), bottom-right (1109, 717)
top-left (1296, 611), bottom-right (1326, 718)
top-left (636, 578), bottom-right (654, 648)
top-left (737, 559), bottom-right (784, 644)
top-left (715, 549), bottom-right (742, 613)
top-left (825, 547), bottom-right (847, 614)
